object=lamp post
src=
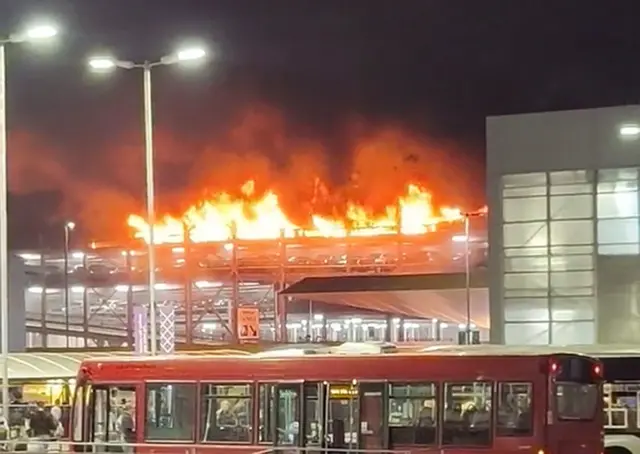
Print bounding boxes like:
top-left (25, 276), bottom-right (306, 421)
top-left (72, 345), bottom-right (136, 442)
top-left (88, 47), bottom-right (206, 355)
top-left (462, 211), bottom-right (485, 344)
top-left (63, 221), bottom-right (75, 347)
top-left (0, 22), bottom-right (57, 420)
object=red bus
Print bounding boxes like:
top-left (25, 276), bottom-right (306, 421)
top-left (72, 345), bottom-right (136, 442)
top-left (70, 344), bottom-right (604, 453)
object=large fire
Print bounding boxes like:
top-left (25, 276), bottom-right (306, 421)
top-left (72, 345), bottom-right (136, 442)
top-left (127, 180), bottom-right (465, 244)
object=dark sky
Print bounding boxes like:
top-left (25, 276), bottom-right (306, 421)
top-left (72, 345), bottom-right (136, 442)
top-left (3, 0), bottom-right (640, 247)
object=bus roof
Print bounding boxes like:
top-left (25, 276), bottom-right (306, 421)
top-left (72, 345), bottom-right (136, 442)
top-left (420, 344), bottom-right (640, 358)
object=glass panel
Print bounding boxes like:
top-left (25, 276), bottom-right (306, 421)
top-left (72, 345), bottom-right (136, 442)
top-left (388, 383), bottom-right (437, 446)
top-left (326, 383), bottom-right (359, 450)
top-left (72, 385), bottom-right (83, 442)
top-left (555, 383), bottom-right (598, 420)
top-left (276, 385), bottom-right (300, 446)
top-left (496, 383), bottom-right (533, 436)
top-left (503, 222), bottom-right (548, 248)
top-left (503, 246), bottom-right (548, 257)
top-left (551, 321), bottom-right (595, 345)
top-left (599, 244), bottom-right (640, 255)
top-left (503, 186), bottom-right (547, 198)
top-left (258, 384), bottom-right (274, 443)
top-left (550, 220), bottom-right (593, 245)
top-left (304, 383), bottom-right (322, 446)
top-left (604, 383), bottom-right (640, 429)
top-left (597, 191), bottom-right (638, 219)
top-left (504, 289), bottom-right (549, 299)
top-left (550, 195), bottom-right (593, 219)
top-left (550, 184), bottom-right (592, 195)
top-left (360, 383), bottom-right (384, 450)
top-left (503, 273), bottom-right (548, 290)
top-left (599, 168), bottom-right (638, 183)
top-left (145, 383), bottom-right (196, 441)
top-left (92, 386), bottom-right (136, 444)
top-left (550, 271), bottom-right (593, 288)
top-left (550, 297), bottom-right (595, 321)
top-left (504, 322), bottom-right (549, 345)
top-left (503, 298), bottom-right (549, 322)
top-left (504, 256), bottom-right (548, 273)
top-left (200, 384), bottom-right (252, 443)
top-left (598, 218), bottom-right (639, 245)
top-left (503, 197), bottom-right (547, 222)
top-left (503, 173), bottom-right (547, 188)
top-left (550, 255), bottom-right (593, 272)
top-left (442, 382), bottom-right (492, 446)
top-left (550, 245), bottom-right (594, 255)
top-left (550, 170), bottom-right (590, 186)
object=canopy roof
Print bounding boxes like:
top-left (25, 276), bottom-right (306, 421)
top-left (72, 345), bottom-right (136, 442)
top-left (7, 352), bottom-right (124, 381)
top-left (281, 272), bottom-right (489, 328)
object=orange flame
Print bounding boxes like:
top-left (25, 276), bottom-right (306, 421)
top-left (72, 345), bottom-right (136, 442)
top-left (127, 180), bottom-right (464, 244)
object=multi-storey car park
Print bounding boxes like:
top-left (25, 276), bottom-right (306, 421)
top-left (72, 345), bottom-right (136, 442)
top-left (16, 216), bottom-right (487, 349)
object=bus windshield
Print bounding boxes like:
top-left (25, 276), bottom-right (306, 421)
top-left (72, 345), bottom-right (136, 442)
top-left (555, 382), bottom-right (599, 421)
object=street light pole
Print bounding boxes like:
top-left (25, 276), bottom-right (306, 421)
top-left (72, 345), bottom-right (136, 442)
top-left (63, 221), bottom-right (75, 348)
top-left (0, 42), bottom-right (9, 422)
top-left (0, 22), bottom-right (57, 420)
top-left (143, 64), bottom-right (158, 355)
top-left (464, 213), bottom-right (471, 344)
top-left (88, 47), bottom-right (206, 355)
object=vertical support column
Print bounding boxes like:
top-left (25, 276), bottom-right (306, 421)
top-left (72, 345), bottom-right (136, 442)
top-left (229, 223), bottom-right (239, 342)
top-left (274, 229), bottom-right (287, 343)
top-left (125, 251), bottom-right (134, 349)
top-left (39, 250), bottom-right (47, 348)
top-left (397, 317), bottom-right (405, 342)
top-left (82, 254), bottom-right (89, 347)
top-left (159, 303), bottom-right (176, 354)
top-left (384, 314), bottom-right (392, 342)
top-left (396, 200), bottom-right (403, 272)
top-left (184, 223), bottom-right (193, 345)
top-left (133, 305), bottom-right (148, 355)
top-left (82, 287), bottom-right (88, 348)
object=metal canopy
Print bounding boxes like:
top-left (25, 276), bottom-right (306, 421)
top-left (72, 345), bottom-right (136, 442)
top-left (281, 272), bottom-right (489, 328)
top-left (7, 352), bottom-right (124, 381)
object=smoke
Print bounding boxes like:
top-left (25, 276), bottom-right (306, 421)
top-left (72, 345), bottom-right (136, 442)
top-left (8, 104), bottom-right (482, 241)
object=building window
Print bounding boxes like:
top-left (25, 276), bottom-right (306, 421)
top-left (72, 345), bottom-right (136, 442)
top-left (145, 383), bottom-right (196, 441)
top-left (200, 384), bottom-right (252, 443)
top-left (388, 383), bottom-right (437, 445)
top-left (442, 382), bottom-right (492, 446)
top-left (496, 383), bottom-right (533, 437)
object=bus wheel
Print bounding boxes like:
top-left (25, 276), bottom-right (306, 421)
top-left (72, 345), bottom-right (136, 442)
top-left (605, 447), bottom-right (632, 454)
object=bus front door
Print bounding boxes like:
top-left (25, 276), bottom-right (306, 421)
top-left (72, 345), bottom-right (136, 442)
top-left (323, 382), bottom-right (359, 451)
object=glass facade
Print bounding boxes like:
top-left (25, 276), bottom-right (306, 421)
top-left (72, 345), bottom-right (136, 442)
top-left (501, 168), bottom-right (640, 344)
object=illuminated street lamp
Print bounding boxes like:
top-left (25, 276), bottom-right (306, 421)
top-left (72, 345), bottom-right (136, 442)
top-left (0, 20), bottom-right (58, 422)
top-left (63, 221), bottom-right (75, 348)
top-left (88, 47), bottom-right (207, 355)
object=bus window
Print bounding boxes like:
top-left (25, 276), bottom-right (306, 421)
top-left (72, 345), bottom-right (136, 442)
top-left (556, 383), bottom-right (598, 420)
top-left (145, 383), bottom-right (196, 442)
top-left (200, 384), bottom-right (252, 443)
top-left (303, 383), bottom-right (322, 446)
top-left (442, 381), bottom-right (492, 446)
top-left (276, 385), bottom-right (300, 446)
top-left (71, 384), bottom-right (85, 442)
top-left (89, 385), bottom-right (136, 445)
top-left (259, 384), bottom-right (274, 443)
top-left (388, 382), bottom-right (437, 445)
top-left (496, 382), bottom-right (533, 436)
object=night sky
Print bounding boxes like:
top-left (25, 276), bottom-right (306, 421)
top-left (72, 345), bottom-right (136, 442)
top-left (2, 0), bottom-right (640, 247)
